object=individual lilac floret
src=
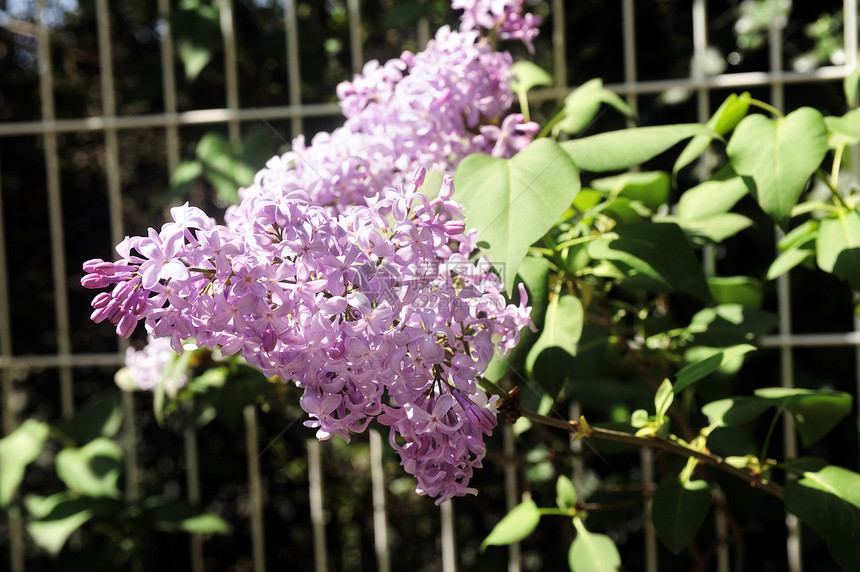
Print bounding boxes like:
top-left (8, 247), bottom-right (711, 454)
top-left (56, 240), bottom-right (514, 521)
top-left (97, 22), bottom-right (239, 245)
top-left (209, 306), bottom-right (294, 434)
top-left (123, 335), bottom-right (188, 391)
top-left (453, 0), bottom-right (543, 53)
top-left (83, 170), bottom-right (533, 503)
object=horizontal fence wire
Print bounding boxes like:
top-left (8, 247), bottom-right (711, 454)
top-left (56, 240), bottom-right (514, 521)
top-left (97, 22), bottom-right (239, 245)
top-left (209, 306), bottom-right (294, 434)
top-left (1, 1), bottom-right (860, 571)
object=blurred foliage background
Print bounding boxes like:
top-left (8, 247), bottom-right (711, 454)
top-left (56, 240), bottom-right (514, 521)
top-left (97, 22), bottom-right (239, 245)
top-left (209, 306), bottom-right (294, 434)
top-left (0, 0), bottom-right (856, 570)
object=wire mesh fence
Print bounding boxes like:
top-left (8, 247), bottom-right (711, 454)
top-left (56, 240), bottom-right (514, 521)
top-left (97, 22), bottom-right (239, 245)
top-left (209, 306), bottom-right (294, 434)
top-left (1, 0), bottom-right (859, 570)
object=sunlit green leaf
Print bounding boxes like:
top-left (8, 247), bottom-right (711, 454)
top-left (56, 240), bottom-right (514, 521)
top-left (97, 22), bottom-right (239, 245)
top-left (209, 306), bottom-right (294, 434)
top-left (674, 92), bottom-right (751, 174)
top-left (555, 78), bottom-right (634, 136)
top-left (564, 124), bottom-right (718, 172)
top-left (569, 518), bottom-right (622, 572)
top-left (0, 419), bottom-right (49, 507)
top-left (707, 276), bottom-right (762, 308)
top-left (816, 209), bottom-right (860, 291)
top-left (677, 176), bottom-right (750, 221)
top-left (455, 139), bottom-right (580, 291)
top-left (674, 344), bottom-right (756, 394)
top-left (55, 438), bottom-right (123, 499)
top-left (481, 499), bottom-right (541, 550)
top-left (24, 493), bottom-right (92, 556)
top-left (785, 465), bottom-right (860, 571)
top-left (591, 171), bottom-right (669, 211)
top-left (727, 107), bottom-right (829, 228)
top-left (701, 396), bottom-right (772, 427)
top-left (654, 379), bottom-right (674, 420)
top-left (145, 498), bottom-right (231, 533)
top-left (556, 475), bottom-right (578, 511)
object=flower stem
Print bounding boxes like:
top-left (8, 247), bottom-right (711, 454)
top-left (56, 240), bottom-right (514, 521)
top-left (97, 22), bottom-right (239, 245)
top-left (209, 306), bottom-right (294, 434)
top-left (515, 406), bottom-right (785, 501)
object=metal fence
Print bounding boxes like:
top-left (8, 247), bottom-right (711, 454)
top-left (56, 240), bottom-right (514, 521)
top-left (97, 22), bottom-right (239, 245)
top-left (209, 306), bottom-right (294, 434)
top-left (1, 0), bottom-right (859, 571)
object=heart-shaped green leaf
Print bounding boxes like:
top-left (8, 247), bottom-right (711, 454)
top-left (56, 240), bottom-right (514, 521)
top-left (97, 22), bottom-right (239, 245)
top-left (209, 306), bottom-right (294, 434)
top-left (755, 387), bottom-right (853, 447)
top-left (727, 107), bottom-right (828, 228)
top-left (675, 344), bottom-right (756, 394)
top-left (651, 477), bottom-right (711, 554)
top-left (555, 78), bottom-right (634, 136)
top-left (55, 438), bottom-right (123, 499)
top-left (455, 139), bottom-right (580, 291)
top-left (564, 124), bottom-right (718, 172)
top-left (570, 518), bottom-right (622, 572)
top-left (556, 475), bottom-right (578, 511)
top-left (785, 465), bottom-right (860, 571)
top-left (25, 493), bottom-right (93, 556)
top-left (0, 419), bottom-right (49, 507)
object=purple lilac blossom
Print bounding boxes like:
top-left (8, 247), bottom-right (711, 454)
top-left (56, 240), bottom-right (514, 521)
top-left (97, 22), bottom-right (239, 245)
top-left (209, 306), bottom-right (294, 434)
top-left (242, 18), bottom-right (538, 211)
top-left (83, 172), bottom-right (534, 503)
top-left (123, 334), bottom-right (188, 391)
top-left (452, 0), bottom-right (543, 53)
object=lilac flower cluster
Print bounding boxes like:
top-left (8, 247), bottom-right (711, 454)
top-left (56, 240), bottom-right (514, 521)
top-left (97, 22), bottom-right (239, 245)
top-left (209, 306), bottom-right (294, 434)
top-left (243, 8), bottom-right (539, 210)
top-left (123, 335), bottom-right (188, 391)
top-left (452, 0), bottom-right (543, 53)
top-left (83, 170), bottom-right (533, 503)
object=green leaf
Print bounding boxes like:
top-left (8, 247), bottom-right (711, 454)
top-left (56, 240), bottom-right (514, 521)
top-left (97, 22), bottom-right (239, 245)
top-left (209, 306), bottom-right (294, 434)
top-left (455, 139), bottom-right (581, 291)
top-left (481, 499), bottom-right (541, 550)
top-left (825, 110), bottom-right (860, 147)
top-left (526, 294), bottom-right (584, 377)
top-left (767, 238), bottom-right (816, 280)
top-left (166, 160), bottom-right (205, 202)
top-left (171, 2), bottom-right (221, 82)
top-left (556, 475), bottom-right (578, 511)
top-left (55, 438), bottom-right (123, 499)
top-left (677, 177), bottom-right (750, 221)
top-left (145, 498), bottom-right (230, 533)
top-left (569, 518), bottom-right (622, 572)
top-left (726, 107), bottom-right (829, 228)
top-left (816, 209), bottom-right (860, 291)
top-left (754, 387), bottom-right (853, 447)
top-left (24, 493), bottom-right (92, 556)
top-left (587, 222), bottom-right (711, 301)
top-left (674, 344), bottom-right (756, 394)
top-left (60, 391), bottom-right (123, 445)
top-left (676, 213), bottom-right (753, 244)
top-left (511, 61), bottom-right (553, 94)
top-left (654, 379), bottom-right (674, 420)
top-left (686, 304), bottom-right (778, 346)
top-left (555, 78), bottom-right (634, 136)
top-left (564, 124), bottom-right (719, 172)
top-left (674, 92), bottom-right (751, 174)
top-left (707, 276), bottom-right (762, 308)
top-left (591, 171), bottom-right (670, 211)
top-left (651, 477), bottom-right (711, 554)
top-left (701, 396), bottom-right (772, 427)
top-left (196, 133), bottom-right (253, 205)
top-left (785, 465), bottom-right (860, 571)
top-left (0, 419), bottom-right (49, 507)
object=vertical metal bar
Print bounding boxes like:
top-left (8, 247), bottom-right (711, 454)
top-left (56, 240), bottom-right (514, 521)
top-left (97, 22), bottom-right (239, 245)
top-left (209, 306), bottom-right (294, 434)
top-left (308, 438), bottom-right (328, 572)
top-left (693, 0), bottom-right (717, 276)
top-left (245, 405), bottom-right (266, 572)
top-left (37, 0), bottom-right (74, 418)
top-left (621, 0), bottom-right (638, 117)
top-left (641, 448), bottom-right (658, 572)
top-left (369, 428), bottom-right (391, 572)
top-left (440, 499), bottom-right (457, 572)
top-left (768, 12), bottom-right (801, 572)
top-left (95, 0), bottom-right (138, 508)
top-left (159, 0), bottom-right (181, 174)
top-left (0, 155), bottom-right (24, 572)
top-left (219, 0), bottom-right (241, 147)
top-left (713, 486), bottom-right (730, 572)
top-left (503, 425), bottom-right (521, 572)
top-left (552, 0), bottom-right (567, 88)
top-left (347, 0), bottom-right (363, 73)
top-left (185, 426), bottom-right (204, 572)
top-left (417, 17), bottom-right (431, 49)
top-left (846, 0), bottom-right (860, 468)
top-left (284, 0), bottom-right (304, 137)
